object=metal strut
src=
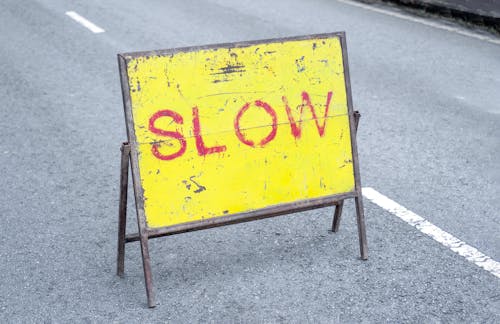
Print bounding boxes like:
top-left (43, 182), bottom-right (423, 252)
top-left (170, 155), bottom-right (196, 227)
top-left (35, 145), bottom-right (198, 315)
top-left (331, 111), bottom-right (366, 259)
top-left (117, 142), bottom-right (156, 308)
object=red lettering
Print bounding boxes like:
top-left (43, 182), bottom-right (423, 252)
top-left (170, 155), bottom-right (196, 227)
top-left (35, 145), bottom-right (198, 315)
top-left (148, 90), bottom-right (330, 160)
top-left (149, 110), bottom-right (186, 161)
top-left (234, 100), bottom-right (277, 147)
top-left (282, 91), bottom-right (333, 138)
top-left (192, 106), bottom-right (227, 156)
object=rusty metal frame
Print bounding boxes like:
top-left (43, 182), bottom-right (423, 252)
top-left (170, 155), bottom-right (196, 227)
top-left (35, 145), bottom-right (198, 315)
top-left (332, 110), bottom-right (360, 233)
top-left (116, 32), bottom-right (368, 308)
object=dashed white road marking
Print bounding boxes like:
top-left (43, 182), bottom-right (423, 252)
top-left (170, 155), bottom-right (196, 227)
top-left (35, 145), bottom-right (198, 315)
top-left (65, 11), bottom-right (105, 34)
top-left (337, 0), bottom-right (500, 46)
top-left (362, 187), bottom-right (500, 279)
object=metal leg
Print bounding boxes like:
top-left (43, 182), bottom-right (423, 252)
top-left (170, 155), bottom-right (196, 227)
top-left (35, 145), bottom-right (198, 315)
top-left (355, 195), bottom-right (368, 260)
top-left (119, 141), bottom-right (156, 307)
top-left (331, 200), bottom-right (344, 232)
top-left (130, 153), bottom-right (156, 308)
top-left (137, 217), bottom-right (156, 308)
top-left (330, 111), bottom-right (361, 233)
top-left (117, 143), bottom-right (130, 277)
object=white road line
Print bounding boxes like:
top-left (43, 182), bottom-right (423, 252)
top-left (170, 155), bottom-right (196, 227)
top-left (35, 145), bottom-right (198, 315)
top-left (337, 0), bottom-right (500, 45)
top-left (65, 11), bottom-right (105, 34)
top-left (362, 187), bottom-right (500, 279)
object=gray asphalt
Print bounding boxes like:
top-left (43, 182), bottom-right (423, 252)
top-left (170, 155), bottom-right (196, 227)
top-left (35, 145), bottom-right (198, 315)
top-left (384, 0), bottom-right (500, 18)
top-left (1, 0), bottom-right (499, 322)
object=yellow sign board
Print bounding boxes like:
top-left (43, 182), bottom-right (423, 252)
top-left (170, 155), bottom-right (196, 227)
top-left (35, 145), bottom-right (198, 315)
top-left (117, 33), bottom-right (368, 307)
top-left (120, 33), bottom-right (357, 229)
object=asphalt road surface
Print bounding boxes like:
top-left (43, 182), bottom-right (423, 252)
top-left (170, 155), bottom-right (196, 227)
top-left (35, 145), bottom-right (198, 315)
top-left (1, 0), bottom-right (499, 322)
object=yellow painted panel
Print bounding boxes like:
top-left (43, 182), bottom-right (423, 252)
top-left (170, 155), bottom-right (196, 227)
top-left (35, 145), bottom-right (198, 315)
top-left (124, 35), bottom-right (355, 228)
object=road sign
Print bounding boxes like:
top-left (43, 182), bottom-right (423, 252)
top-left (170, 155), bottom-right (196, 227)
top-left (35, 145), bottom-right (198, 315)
top-left (117, 32), bottom-right (367, 308)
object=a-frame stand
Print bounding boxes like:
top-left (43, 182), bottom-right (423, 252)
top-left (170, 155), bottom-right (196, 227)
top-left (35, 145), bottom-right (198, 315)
top-left (331, 111), bottom-right (368, 265)
top-left (116, 143), bottom-right (156, 308)
top-left (116, 111), bottom-right (366, 309)
top-left (332, 110), bottom-right (362, 233)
